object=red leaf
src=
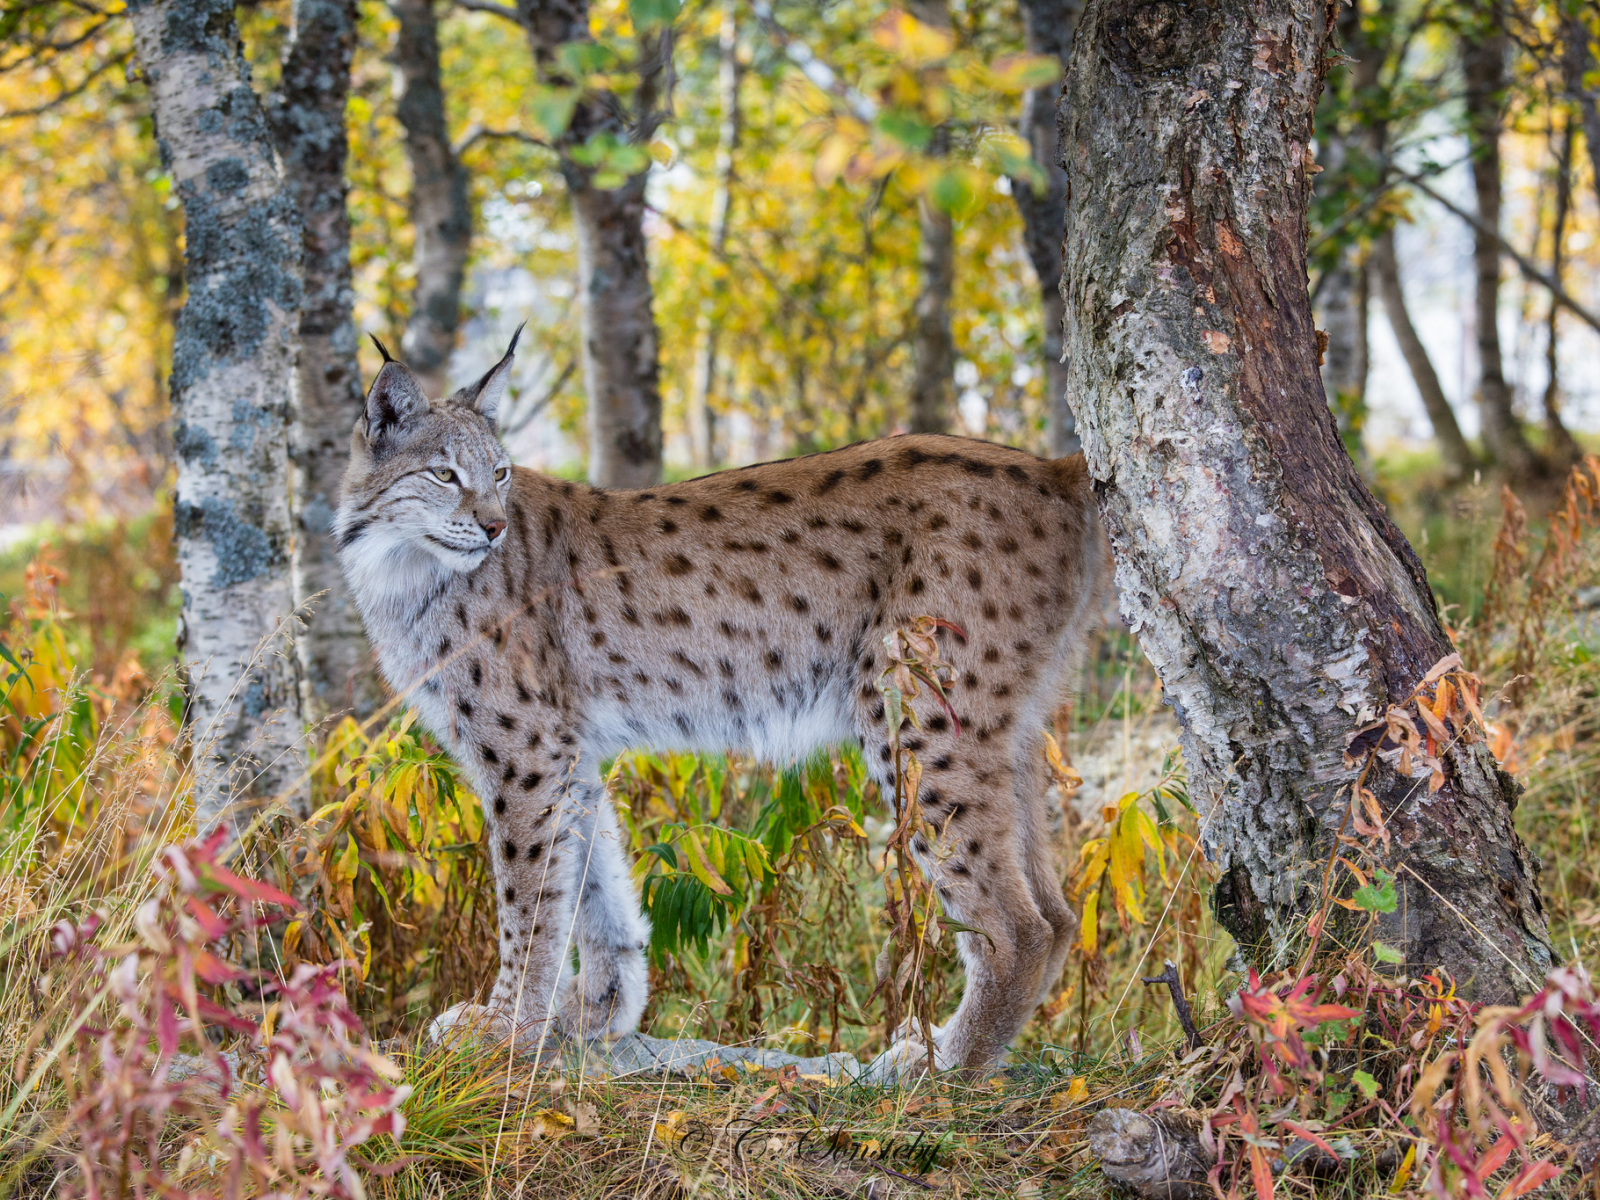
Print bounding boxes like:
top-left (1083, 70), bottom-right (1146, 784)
top-left (1499, 1160), bottom-right (1561, 1199)
top-left (192, 949), bottom-right (242, 986)
top-left (201, 863), bottom-right (297, 909)
top-left (157, 1003), bottom-right (179, 1059)
top-left (1282, 1120), bottom-right (1338, 1161)
top-left (1249, 1144), bottom-right (1275, 1200)
top-left (1478, 1134), bottom-right (1513, 1178)
top-left (185, 896), bottom-right (231, 940)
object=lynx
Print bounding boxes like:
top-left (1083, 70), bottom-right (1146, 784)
top-left (334, 333), bottom-right (1111, 1077)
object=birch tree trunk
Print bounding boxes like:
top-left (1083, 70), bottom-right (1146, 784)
top-left (129, 0), bottom-right (308, 829)
top-left (393, 0), bottom-right (472, 397)
top-left (1013, 0), bottom-right (1080, 456)
top-left (270, 0), bottom-right (381, 724)
top-left (685, 0), bottom-right (739, 471)
top-left (1462, 20), bottom-right (1542, 480)
top-left (518, 0), bottom-right (665, 488)
top-left (1061, 0), bottom-right (1553, 998)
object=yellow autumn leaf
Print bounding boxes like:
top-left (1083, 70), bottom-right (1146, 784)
top-left (681, 828), bottom-right (733, 895)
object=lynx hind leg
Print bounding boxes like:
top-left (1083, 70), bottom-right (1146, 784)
top-left (1015, 729), bottom-right (1079, 1008)
top-left (559, 779), bottom-right (651, 1040)
top-left (861, 725), bottom-right (1055, 1076)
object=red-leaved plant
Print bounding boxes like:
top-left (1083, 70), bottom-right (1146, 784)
top-left (49, 828), bottom-right (409, 1198)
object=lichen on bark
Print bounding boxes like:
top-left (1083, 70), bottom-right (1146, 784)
top-left (130, 0), bottom-right (309, 828)
top-left (1060, 0), bottom-right (1551, 998)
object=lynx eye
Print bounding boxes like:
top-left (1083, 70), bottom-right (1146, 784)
top-left (431, 467), bottom-right (456, 483)
top-left (494, 467), bottom-right (510, 482)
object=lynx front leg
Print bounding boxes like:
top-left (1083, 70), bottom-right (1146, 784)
top-left (432, 772), bottom-right (582, 1055)
top-left (559, 773), bottom-right (651, 1040)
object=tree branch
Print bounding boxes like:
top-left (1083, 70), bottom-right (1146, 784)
top-left (1402, 170), bottom-right (1600, 337)
top-left (0, 48), bottom-right (130, 120)
top-left (452, 0), bottom-right (525, 25)
top-left (452, 123), bottom-right (550, 156)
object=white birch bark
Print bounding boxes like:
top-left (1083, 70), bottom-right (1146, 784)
top-left (130, 0), bottom-right (309, 830)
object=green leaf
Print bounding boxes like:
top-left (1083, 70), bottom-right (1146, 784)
top-left (629, 0), bottom-right (680, 27)
top-left (526, 86), bottom-right (578, 140)
top-left (1352, 1068), bottom-right (1379, 1100)
top-left (874, 110), bottom-right (932, 151)
top-left (1352, 868), bottom-right (1398, 914)
top-left (928, 168), bottom-right (976, 215)
top-left (1372, 940), bottom-right (1405, 964)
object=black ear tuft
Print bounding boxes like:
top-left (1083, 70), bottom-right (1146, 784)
top-left (447, 325), bottom-right (523, 426)
top-left (370, 334), bottom-right (396, 363)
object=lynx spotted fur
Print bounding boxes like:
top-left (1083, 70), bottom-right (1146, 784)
top-left (334, 335), bottom-right (1111, 1076)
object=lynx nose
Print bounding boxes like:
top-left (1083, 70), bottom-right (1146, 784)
top-left (481, 518), bottom-right (507, 541)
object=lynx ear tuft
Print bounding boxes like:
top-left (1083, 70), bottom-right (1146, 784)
top-left (363, 359), bottom-right (428, 440)
top-left (449, 323), bottom-right (522, 426)
top-left (370, 334), bottom-right (396, 364)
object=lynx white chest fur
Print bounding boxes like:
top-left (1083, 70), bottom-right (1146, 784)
top-left (335, 335), bottom-right (1110, 1076)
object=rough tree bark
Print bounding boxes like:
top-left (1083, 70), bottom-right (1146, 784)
top-left (517, 0), bottom-right (665, 488)
top-left (908, 0), bottom-right (955, 436)
top-left (685, 0), bottom-right (739, 471)
top-left (1061, 0), bottom-right (1552, 998)
top-left (1339, 2), bottom-right (1474, 480)
top-left (1013, 0), bottom-right (1081, 456)
top-left (270, 0), bottom-right (381, 725)
top-left (129, 0), bottom-right (309, 828)
top-left (1370, 230), bottom-right (1477, 480)
top-left (392, 0), bottom-right (472, 397)
top-left (1463, 18), bottom-right (1542, 480)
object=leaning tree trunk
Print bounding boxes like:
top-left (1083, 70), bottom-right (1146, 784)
top-left (518, 0), bottom-right (666, 488)
top-left (1463, 21), bottom-right (1541, 481)
top-left (1060, 0), bottom-right (1552, 999)
top-left (908, 0), bottom-right (955, 436)
top-left (129, 0), bottom-right (309, 829)
top-left (393, 0), bottom-right (472, 397)
top-left (270, 0), bottom-right (381, 725)
top-left (1370, 230), bottom-right (1477, 480)
top-left (1542, 115), bottom-right (1583, 469)
top-left (1338, 2), bottom-right (1474, 480)
top-left (1013, 0), bottom-right (1081, 456)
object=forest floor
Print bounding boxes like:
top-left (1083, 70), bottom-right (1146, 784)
top-left (5, 448), bottom-right (1600, 1197)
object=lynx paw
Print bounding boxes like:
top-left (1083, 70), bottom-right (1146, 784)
top-left (862, 1023), bottom-right (954, 1083)
top-left (558, 948), bottom-right (648, 1041)
top-left (426, 1002), bottom-right (563, 1062)
top-left (426, 1002), bottom-right (512, 1046)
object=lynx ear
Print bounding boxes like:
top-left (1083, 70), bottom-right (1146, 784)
top-left (449, 324), bottom-right (522, 426)
top-left (363, 341), bottom-right (429, 440)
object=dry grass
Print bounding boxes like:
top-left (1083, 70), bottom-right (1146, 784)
top-left (5, 456), bottom-right (1600, 1197)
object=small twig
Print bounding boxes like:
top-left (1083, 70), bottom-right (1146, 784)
top-left (452, 0), bottom-right (525, 25)
top-left (452, 123), bottom-right (550, 157)
top-left (1140, 960), bottom-right (1201, 1053)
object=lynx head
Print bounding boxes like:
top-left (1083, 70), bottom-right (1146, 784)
top-left (334, 330), bottom-right (520, 598)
